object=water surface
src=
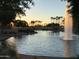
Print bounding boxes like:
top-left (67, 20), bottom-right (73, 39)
top-left (16, 31), bottom-right (79, 57)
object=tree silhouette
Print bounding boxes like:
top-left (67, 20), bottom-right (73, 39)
top-left (62, 0), bottom-right (79, 34)
top-left (0, 0), bottom-right (34, 26)
top-left (50, 17), bottom-right (55, 23)
top-left (56, 16), bottom-right (63, 24)
top-left (14, 20), bottom-right (28, 27)
top-left (72, 0), bottom-right (79, 34)
top-left (51, 16), bottom-right (63, 24)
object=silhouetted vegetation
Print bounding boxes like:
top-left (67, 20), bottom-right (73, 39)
top-left (30, 20), bottom-right (42, 25)
top-left (63, 0), bottom-right (79, 35)
top-left (18, 27), bottom-right (37, 35)
top-left (14, 20), bottom-right (28, 27)
top-left (0, 0), bottom-right (36, 35)
top-left (51, 16), bottom-right (63, 23)
top-left (72, 0), bottom-right (79, 35)
top-left (0, 0), bottom-right (34, 27)
top-left (46, 23), bottom-right (60, 32)
top-left (31, 21), bottom-right (35, 24)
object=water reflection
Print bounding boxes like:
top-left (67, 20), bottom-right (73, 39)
top-left (16, 30), bottom-right (79, 57)
top-left (64, 40), bottom-right (77, 57)
top-left (16, 31), bottom-right (64, 57)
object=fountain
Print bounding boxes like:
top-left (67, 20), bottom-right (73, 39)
top-left (64, 0), bottom-right (76, 57)
top-left (64, 0), bottom-right (73, 40)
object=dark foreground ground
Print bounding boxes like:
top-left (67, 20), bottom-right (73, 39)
top-left (0, 54), bottom-right (78, 59)
top-left (18, 54), bottom-right (78, 59)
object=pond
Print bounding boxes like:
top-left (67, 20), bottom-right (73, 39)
top-left (16, 30), bottom-right (79, 57)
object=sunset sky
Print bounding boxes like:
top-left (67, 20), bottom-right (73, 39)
top-left (19, 0), bottom-right (66, 22)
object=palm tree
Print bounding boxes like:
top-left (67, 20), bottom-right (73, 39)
top-left (55, 16), bottom-right (63, 24)
top-left (55, 16), bottom-right (59, 24)
top-left (50, 17), bottom-right (55, 23)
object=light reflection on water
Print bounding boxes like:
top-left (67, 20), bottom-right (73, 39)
top-left (16, 31), bottom-right (79, 57)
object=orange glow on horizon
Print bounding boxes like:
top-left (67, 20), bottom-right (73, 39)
top-left (16, 14), bottom-right (64, 26)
